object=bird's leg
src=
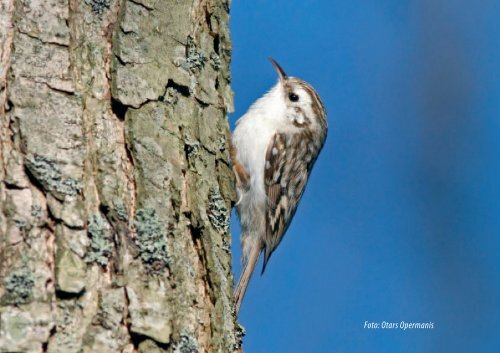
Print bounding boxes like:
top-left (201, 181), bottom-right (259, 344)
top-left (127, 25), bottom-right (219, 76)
top-left (233, 163), bottom-right (250, 192)
top-left (227, 129), bottom-right (250, 193)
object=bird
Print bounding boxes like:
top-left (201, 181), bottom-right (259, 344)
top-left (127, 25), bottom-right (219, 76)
top-left (231, 58), bottom-right (327, 313)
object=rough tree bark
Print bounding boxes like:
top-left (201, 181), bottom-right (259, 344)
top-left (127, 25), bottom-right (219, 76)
top-left (0, 0), bottom-right (243, 352)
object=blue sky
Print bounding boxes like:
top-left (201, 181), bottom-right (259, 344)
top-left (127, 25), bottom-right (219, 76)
top-left (228, 1), bottom-right (500, 352)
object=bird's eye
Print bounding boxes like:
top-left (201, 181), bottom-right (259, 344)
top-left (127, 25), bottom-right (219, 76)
top-left (288, 93), bottom-right (299, 102)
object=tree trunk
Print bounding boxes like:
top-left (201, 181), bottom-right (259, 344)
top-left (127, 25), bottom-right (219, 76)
top-left (0, 0), bottom-right (242, 352)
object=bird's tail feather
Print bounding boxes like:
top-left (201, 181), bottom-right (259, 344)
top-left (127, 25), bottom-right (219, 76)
top-left (234, 239), bottom-right (262, 314)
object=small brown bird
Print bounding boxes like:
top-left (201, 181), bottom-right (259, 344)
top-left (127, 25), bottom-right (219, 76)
top-left (231, 58), bottom-right (327, 313)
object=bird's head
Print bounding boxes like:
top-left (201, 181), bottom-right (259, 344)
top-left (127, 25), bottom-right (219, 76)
top-left (269, 58), bottom-right (327, 130)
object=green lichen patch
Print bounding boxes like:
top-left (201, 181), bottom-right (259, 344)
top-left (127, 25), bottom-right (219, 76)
top-left (163, 86), bottom-right (180, 105)
top-left (176, 36), bottom-right (207, 73)
top-left (114, 200), bottom-right (128, 222)
top-left (85, 0), bottom-right (111, 15)
top-left (134, 208), bottom-right (169, 272)
top-left (25, 154), bottom-right (82, 199)
top-left (208, 185), bottom-right (229, 232)
top-left (217, 136), bottom-right (226, 152)
top-left (234, 322), bottom-right (246, 349)
top-left (184, 135), bottom-right (200, 159)
top-left (2, 269), bottom-right (34, 304)
top-left (210, 52), bottom-right (221, 71)
top-left (85, 214), bottom-right (113, 266)
top-left (31, 204), bottom-right (42, 219)
top-left (13, 217), bottom-right (28, 231)
top-left (173, 334), bottom-right (199, 353)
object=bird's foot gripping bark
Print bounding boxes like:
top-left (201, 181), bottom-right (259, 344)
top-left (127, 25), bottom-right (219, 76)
top-left (227, 129), bottom-right (250, 202)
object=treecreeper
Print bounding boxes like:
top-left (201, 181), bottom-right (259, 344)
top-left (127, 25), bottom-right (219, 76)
top-left (231, 58), bottom-right (328, 313)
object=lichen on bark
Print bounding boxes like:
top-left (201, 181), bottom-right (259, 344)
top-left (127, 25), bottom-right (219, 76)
top-left (0, 0), bottom-right (240, 352)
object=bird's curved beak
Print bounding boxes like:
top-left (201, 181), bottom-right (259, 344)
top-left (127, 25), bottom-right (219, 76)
top-left (269, 57), bottom-right (287, 82)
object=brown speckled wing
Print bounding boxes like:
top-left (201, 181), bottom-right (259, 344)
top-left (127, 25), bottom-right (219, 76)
top-left (262, 131), bottom-right (322, 273)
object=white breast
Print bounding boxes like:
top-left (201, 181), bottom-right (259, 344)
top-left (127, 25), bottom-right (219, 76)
top-left (232, 82), bottom-right (287, 204)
